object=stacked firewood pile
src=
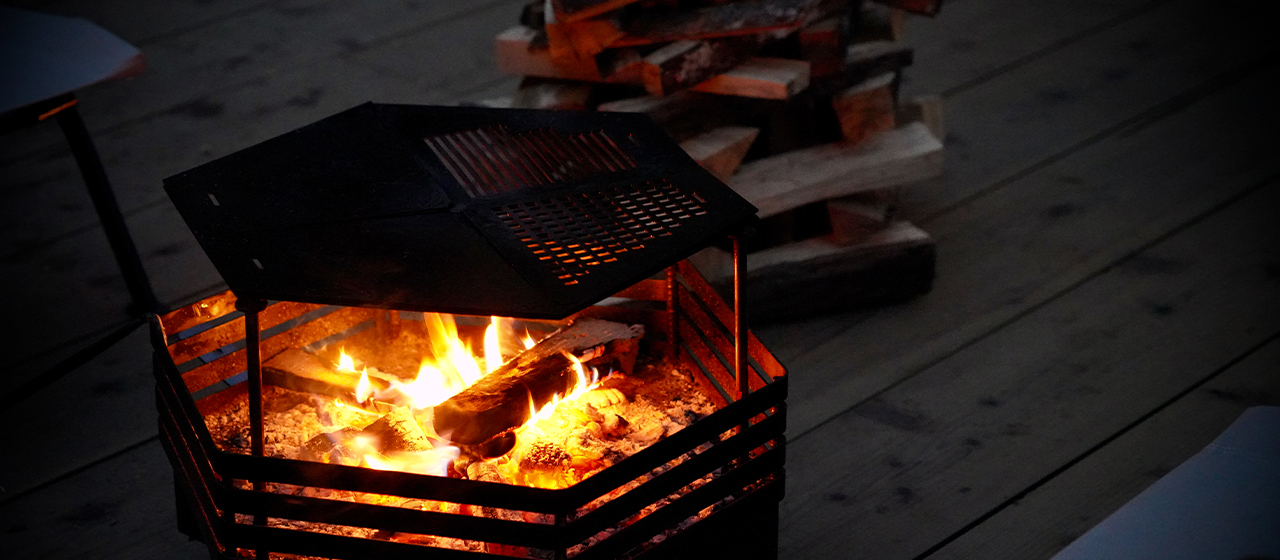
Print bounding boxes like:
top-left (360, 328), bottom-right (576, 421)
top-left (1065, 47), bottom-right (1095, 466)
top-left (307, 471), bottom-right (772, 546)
top-left (481, 0), bottom-right (946, 320)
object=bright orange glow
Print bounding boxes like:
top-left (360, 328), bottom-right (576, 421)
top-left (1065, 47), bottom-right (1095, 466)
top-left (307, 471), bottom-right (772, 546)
top-left (484, 316), bottom-right (503, 373)
top-left (355, 369), bottom-right (373, 404)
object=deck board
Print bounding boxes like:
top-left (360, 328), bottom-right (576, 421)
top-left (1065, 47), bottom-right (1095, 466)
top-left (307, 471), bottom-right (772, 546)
top-left (780, 176), bottom-right (1280, 559)
top-left (928, 336), bottom-right (1280, 560)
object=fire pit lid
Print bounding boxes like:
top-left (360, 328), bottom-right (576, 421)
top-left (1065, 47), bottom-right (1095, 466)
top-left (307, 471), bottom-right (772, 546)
top-left (164, 103), bottom-right (756, 319)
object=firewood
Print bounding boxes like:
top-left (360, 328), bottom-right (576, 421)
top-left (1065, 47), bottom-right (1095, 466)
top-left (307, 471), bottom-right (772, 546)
top-left (551, 0), bottom-right (646, 24)
top-left (831, 71), bottom-right (897, 144)
top-left (689, 220), bottom-right (935, 321)
top-left (299, 427), bottom-right (364, 465)
top-left (897, 94), bottom-right (945, 140)
top-left (597, 90), bottom-right (739, 141)
top-left (262, 347), bottom-right (394, 401)
top-left (614, 0), bottom-right (842, 47)
top-left (805, 40), bottom-right (912, 99)
top-left (494, 25), bottom-right (619, 83)
top-left (640, 36), bottom-right (764, 96)
top-left (826, 189), bottom-right (899, 244)
top-left (680, 126), bottom-right (760, 181)
top-left (512, 77), bottom-right (594, 110)
top-left (546, 16), bottom-right (625, 61)
top-left (362, 407), bottom-right (432, 453)
top-left (867, 0), bottom-right (942, 17)
top-left (729, 122), bottom-right (943, 218)
top-left (856, 2), bottom-right (906, 42)
top-left (691, 57), bottom-right (811, 99)
top-left (799, 16), bottom-right (849, 79)
top-left (432, 319), bottom-right (643, 445)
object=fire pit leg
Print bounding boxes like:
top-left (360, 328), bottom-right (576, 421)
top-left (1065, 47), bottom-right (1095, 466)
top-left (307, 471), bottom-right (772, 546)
top-left (732, 236), bottom-right (748, 401)
top-left (236, 297), bottom-right (269, 559)
top-left (666, 266), bottom-right (679, 363)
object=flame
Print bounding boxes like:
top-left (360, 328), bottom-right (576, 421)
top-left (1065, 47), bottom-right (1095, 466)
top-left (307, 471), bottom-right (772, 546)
top-left (337, 348), bottom-right (356, 372)
top-left (355, 369), bottom-right (373, 404)
top-left (484, 317), bottom-right (503, 373)
top-left (521, 331), bottom-right (536, 350)
top-left (517, 352), bottom-right (602, 433)
top-left (363, 446), bottom-right (461, 477)
top-left (380, 360), bottom-right (466, 410)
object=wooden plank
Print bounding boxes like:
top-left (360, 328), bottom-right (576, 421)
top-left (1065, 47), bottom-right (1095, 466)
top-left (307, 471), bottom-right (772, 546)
top-left (831, 72), bottom-right (898, 144)
top-left (690, 57), bottom-right (811, 100)
top-left (679, 126), bottom-right (761, 181)
top-left (930, 337), bottom-right (1280, 560)
top-left (799, 16), bottom-right (849, 79)
top-left (640, 37), bottom-right (764, 97)
top-left (779, 178), bottom-right (1280, 559)
top-left (0, 439), bottom-right (212, 559)
top-left (611, 0), bottom-right (836, 47)
top-left (728, 122), bottom-right (944, 218)
top-left (868, 0), bottom-right (942, 17)
top-left (826, 189), bottom-right (900, 243)
top-left (495, 24), bottom-right (640, 83)
top-left (896, 93), bottom-right (944, 140)
top-left (766, 0), bottom-right (1280, 436)
top-left (596, 90), bottom-right (739, 141)
top-left (0, 329), bottom-right (162, 500)
top-left (551, 0), bottom-right (646, 24)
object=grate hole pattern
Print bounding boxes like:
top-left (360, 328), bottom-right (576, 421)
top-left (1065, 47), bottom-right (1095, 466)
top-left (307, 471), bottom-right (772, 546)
top-left (496, 180), bottom-right (709, 285)
top-left (425, 126), bottom-right (636, 198)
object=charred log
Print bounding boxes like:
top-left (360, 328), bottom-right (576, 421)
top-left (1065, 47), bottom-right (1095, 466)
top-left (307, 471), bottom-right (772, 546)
top-left (432, 319), bottom-right (643, 445)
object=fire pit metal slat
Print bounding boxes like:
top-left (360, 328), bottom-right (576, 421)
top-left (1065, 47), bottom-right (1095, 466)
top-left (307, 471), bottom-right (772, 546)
top-left (676, 260), bottom-right (784, 378)
top-left (180, 307), bottom-right (379, 394)
top-left (570, 448), bottom-right (787, 560)
top-left (226, 489), bottom-right (560, 550)
top-left (563, 410), bottom-right (786, 544)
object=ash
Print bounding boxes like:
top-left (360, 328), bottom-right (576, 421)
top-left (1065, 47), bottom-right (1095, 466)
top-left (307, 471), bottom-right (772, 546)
top-left (204, 358), bottom-right (733, 558)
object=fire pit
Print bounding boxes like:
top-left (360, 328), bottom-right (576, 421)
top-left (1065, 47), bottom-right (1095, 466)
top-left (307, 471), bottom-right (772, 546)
top-left (154, 103), bottom-right (787, 559)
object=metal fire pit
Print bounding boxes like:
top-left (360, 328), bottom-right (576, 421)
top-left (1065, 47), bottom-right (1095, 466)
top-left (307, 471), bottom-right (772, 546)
top-left (155, 103), bottom-right (786, 559)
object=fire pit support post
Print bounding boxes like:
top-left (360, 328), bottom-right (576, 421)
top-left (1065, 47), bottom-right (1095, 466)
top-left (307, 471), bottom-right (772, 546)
top-left (732, 235), bottom-right (748, 401)
top-left (666, 266), bottom-right (679, 362)
top-left (235, 296), bottom-right (269, 556)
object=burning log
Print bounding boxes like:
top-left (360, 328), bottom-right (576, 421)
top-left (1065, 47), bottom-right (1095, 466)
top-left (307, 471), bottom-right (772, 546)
top-left (362, 407), bottom-right (432, 453)
top-left (262, 347), bottom-right (393, 401)
top-left (433, 319), bottom-right (643, 445)
top-left (299, 427), bottom-right (364, 465)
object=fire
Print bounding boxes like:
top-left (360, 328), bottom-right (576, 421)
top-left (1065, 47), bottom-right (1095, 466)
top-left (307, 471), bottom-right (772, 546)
top-left (518, 352), bottom-right (602, 433)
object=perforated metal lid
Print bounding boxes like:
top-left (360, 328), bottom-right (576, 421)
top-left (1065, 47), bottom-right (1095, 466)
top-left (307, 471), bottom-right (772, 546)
top-left (164, 103), bottom-right (756, 319)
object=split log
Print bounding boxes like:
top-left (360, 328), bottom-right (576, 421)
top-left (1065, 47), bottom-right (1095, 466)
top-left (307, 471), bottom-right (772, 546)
top-left (680, 126), bottom-right (760, 181)
top-left (432, 319), bottom-right (644, 445)
top-left (897, 93), bottom-right (945, 140)
top-left (299, 427), bottom-right (364, 465)
top-left (806, 40), bottom-right (912, 98)
top-left (495, 25), bottom-right (642, 84)
top-left (691, 57), bottom-right (811, 99)
top-left (362, 407), bottom-right (432, 453)
top-left (597, 90), bottom-right (738, 141)
top-left (689, 220), bottom-right (935, 321)
top-left (551, 0), bottom-right (646, 24)
top-left (512, 77), bottom-right (594, 110)
top-left (614, 0), bottom-right (842, 47)
top-left (546, 16), bottom-right (625, 61)
top-left (799, 16), bottom-right (849, 78)
top-left (867, 0), bottom-right (942, 17)
top-left (262, 347), bottom-right (394, 401)
top-left (856, 2), bottom-right (906, 42)
top-left (826, 189), bottom-right (899, 244)
top-left (831, 71), bottom-right (897, 144)
top-left (729, 121), bottom-right (943, 218)
top-left (640, 36), bottom-right (764, 97)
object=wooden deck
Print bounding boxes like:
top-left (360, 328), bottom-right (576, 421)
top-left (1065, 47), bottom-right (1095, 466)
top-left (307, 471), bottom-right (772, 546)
top-left (1, 0), bottom-right (1277, 558)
